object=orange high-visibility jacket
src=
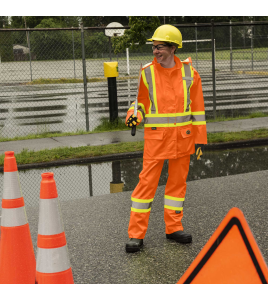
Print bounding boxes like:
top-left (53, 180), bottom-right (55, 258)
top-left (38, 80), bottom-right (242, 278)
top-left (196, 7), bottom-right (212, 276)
top-left (126, 56), bottom-right (207, 160)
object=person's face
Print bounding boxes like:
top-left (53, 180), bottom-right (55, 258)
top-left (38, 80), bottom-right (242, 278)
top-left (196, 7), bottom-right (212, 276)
top-left (152, 41), bottom-right (175, 64)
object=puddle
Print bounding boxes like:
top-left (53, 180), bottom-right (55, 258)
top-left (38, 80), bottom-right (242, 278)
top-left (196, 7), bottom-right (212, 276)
top-left (0, 145), bottom-right (268, 207)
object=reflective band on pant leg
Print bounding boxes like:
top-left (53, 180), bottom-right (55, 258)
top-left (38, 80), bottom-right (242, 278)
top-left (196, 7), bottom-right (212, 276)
top-left (38, 198), bottom-right (64, 235)
top-left (36, 245), bottom-right (71, 273)
top-left (164, 199), bottom-right (184, 210)
top-left (3, 172), bottom-right (22, 200)
top-left (1, 207), bottom-right (28, 227)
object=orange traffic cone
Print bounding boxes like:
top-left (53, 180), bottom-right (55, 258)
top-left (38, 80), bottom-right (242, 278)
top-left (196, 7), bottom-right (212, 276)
top-left (36, 172), bottom-right (74, 284)
top-left (0, 151), bottom-right (36, 284)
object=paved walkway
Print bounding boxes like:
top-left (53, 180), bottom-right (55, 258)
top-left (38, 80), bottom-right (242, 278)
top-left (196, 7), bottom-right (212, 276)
top-left (0, 117), bottom-right (268, 155)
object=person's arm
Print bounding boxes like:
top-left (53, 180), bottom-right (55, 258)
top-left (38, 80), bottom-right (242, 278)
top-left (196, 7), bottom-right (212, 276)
top-left (190, 68), bottom-right (207, 145)
top-left (125, 70), bottom-right (150, 127)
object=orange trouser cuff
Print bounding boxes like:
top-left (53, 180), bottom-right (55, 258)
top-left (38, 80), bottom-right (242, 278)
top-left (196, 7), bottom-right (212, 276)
top-left (128, 211), bottom-right (151, 239)
top-left (164, 208), bottom-right (184, 234)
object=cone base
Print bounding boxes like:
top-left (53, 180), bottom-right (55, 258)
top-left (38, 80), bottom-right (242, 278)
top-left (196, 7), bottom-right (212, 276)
top-left (36, 268), bottom-right (74, 284)
top-left (0, 224), bottom-right (36, 284)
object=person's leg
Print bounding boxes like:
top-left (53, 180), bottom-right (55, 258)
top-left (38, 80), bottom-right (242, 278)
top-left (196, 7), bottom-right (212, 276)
top-left (164, 155), bottom-right (191, 235)
top-left (128, 159), bottom-right (164, 239)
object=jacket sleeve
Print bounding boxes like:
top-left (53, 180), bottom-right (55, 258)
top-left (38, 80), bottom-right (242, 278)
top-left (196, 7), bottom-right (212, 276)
top-left (125, 69), bottom-right (151, 125)
top-left (190, 67), bottom-right (207, 144)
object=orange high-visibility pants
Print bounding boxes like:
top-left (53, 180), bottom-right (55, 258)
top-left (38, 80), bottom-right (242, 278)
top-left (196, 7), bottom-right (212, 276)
top-left (128, 155), bottom-right (191, 239)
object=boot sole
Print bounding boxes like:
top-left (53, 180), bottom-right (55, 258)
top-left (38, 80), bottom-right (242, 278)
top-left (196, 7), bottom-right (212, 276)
top-left (166, 235), bottom-right (192, 244)
top-left (125, 245), bottom-right (143, 253)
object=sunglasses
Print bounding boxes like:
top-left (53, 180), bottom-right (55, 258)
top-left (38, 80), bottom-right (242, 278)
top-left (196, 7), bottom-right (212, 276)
top-left (152, 44), bottom-right (170, 51)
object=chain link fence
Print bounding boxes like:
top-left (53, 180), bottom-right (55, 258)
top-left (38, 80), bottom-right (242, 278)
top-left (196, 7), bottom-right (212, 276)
top-left (0, 146), bottom-right (268, 207)
top-left (1, 22), bottom-right (268, 138)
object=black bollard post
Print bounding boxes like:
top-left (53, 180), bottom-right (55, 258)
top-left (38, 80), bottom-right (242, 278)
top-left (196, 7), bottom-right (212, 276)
top-left (110, 161), bottom-right (124, 193)
top-left (107, 77), bottom-right (118, 124)
top-left (103, 62), bottom-right (119, 124)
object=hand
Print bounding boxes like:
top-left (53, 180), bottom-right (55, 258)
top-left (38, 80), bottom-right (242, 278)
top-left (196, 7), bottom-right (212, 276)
top-left (195, 144), bottom-right (204, 160)
top-left (126, 114), bottom-right (140, 128)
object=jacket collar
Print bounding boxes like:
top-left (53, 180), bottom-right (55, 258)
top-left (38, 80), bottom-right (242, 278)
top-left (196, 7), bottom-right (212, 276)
top-left (152, 55), bottom-right (182, 70)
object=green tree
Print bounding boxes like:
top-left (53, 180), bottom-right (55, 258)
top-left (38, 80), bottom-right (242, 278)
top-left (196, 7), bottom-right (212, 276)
top-left (112, 16), bottom-right (161, 54)
top-left (82, 16), bottom-right (129, 27)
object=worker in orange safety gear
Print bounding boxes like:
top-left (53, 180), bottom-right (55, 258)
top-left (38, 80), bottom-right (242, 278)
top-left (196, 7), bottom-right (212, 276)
top-left (125, 24), bottom-right (207, 253)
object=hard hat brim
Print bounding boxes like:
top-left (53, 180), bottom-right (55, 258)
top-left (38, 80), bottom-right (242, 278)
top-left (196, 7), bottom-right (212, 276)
top-left (147, 38), bottom-right (182, 48)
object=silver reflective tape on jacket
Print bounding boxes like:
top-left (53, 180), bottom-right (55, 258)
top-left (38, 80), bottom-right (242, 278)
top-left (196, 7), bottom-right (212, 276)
top-left (145, 115), bottom-right (191, 125)
top-left (164, 199), bottom-right (184, 208)
top-left (144, 67), bottom-right (157, 114)
top-left (192, 114), bottom-right (206, 122)
top-left (3, 171), bottom-right (22, 200)
top-left (36, 245), bottom-right (71, 273)
top-left (38, 198), bottom-right (64, 235)
top-left (132, 201), bottom-right (152, 210)
top-left (1, 207), bottom-right (28, 227)
top-left (182, 64), bottom-right (193, 112)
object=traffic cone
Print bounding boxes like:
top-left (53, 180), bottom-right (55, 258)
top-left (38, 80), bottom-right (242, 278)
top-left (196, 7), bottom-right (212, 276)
top-left (36, 172), bottom-right (74, 284)
top-left (0, 151), bottom-right (36, 284)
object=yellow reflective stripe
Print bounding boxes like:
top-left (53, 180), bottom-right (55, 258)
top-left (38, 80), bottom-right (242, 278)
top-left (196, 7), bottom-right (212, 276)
top-left (141, 70), bottom-right (148, 89)
top-left (131, 197), bottom-right (153, 203)
top-left (192, 111), bottom-right (205, 115)
top-left (142, 70), bottom-right (152, 115)
top-left (150, 65), bottom-right (158, 114)
top-left (189, 66), bottom-right (194, 90)
top-left (131, 207), bottom-right (151, 213)
top-left (181, 64), bottom-right (187, 112)
top-left (144, 121), bottom-right (192, 128)
top-left (192, 121), bottom-right (206, 125)
top-left (145, 112), bottom-right (191, 117)
top-left (164, 205), bottom-right (183, 211)
top-left (164, 195), bottom-right (185, 201)
top-left (138, 102), bottom-right (146, 115)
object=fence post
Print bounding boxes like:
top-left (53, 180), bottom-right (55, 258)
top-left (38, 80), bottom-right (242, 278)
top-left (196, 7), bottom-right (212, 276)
top-left (72, 27), bottom-right (76, 79)
top-left (195, 22), bottom-right (198, 71)
top-left (211, 20), bottom-right (216, 120)
top-left (251, 20), bottom-right (254, 71)
top-left (27, 28), bottom-right (33, 82)
top-left (230, 20), bottom-right (232, 71)
top-left (80, 22), bottom-right (89, 132)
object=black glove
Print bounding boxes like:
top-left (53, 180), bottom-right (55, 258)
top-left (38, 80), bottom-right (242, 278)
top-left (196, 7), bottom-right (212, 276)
top-left (126, 114), bottom-right (140, 128)
top-left (195, 144), bottom-right (204, 160)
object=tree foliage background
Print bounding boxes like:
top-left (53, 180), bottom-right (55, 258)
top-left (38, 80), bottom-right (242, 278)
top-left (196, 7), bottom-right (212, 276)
top-left (1, 16), bottom-right (268, 62)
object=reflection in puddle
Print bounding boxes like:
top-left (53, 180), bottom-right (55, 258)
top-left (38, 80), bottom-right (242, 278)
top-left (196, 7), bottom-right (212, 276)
top-left (0, 145), bottom-right (267, 207)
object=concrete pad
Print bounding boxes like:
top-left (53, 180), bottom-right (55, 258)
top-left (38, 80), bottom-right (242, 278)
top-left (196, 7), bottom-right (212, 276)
top-left (26, 170), bottom-right (268, 284)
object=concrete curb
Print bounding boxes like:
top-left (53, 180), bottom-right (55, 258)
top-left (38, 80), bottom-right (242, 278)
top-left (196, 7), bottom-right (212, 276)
top-left (0, 138), bottom-right (268, 172)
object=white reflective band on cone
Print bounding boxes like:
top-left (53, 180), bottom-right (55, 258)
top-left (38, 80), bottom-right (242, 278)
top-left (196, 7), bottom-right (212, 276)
top-left (3, 171), bottom-right (22, 200)
top-left (36, 245), bottom-right (71, 273)
top-left (1, 207), bottom-right (28, 227)
top-left (38, 198), bottom-right (64, 235)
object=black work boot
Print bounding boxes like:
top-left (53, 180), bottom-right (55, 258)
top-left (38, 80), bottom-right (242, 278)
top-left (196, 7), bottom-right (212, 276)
top-left (166, 231), bottom-right (192, 244)
top-left (126, 238), bottom-right (143, 253)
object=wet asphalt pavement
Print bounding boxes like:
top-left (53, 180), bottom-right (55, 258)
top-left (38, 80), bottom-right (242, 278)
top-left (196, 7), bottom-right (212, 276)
top-left (25, 169), bottom-right (268, 284)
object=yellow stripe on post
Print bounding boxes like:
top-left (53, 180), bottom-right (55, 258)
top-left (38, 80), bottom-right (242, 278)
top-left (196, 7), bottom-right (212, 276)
top-left (103, 62), bottom-right (119, 78)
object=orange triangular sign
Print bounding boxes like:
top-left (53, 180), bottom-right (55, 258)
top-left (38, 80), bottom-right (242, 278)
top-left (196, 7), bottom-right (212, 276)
top-left (177, 207), bottom-right (268, 284)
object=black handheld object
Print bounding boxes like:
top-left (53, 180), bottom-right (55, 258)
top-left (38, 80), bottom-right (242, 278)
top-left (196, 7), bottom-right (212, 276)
top-left (131, 125), bottom-right (136, 136)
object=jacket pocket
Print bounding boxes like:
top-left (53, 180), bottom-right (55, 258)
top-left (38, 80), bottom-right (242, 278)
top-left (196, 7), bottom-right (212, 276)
top-left (180, 127), bottom-right (193, 139)
top-left (144, 130), bottom-right (164, 140)
top-left (143, 130), bottom-right (165, 158)
top-left (177, 125), bottom-right (195, 157)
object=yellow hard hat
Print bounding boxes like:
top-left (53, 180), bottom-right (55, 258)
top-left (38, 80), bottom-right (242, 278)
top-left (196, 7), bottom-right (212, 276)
top-left (148, 24), bottom-right (182, 48)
